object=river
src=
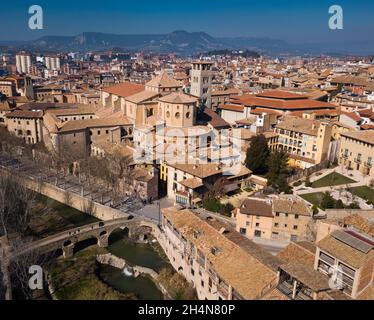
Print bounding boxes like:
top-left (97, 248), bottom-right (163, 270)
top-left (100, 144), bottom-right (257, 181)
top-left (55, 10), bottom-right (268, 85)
top-left (36, 196), bottom-right (166, 300)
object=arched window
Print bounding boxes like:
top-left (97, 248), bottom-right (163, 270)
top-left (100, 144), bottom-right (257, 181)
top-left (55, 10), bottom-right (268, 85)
top-left (175, 112), bottom-right (180, 119)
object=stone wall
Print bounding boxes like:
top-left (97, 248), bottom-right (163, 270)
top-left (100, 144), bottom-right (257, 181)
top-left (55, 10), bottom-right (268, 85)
top-left (325, 209), bottom-right (374, 220)
top-left (96, 253), bottom-right (126, 269)
top-left (20, 174), bottom-right (127, 221)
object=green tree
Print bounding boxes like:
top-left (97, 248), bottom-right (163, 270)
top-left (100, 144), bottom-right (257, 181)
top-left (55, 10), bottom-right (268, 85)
top-left (219, 202), bottom-right (234, 217)
top-left (335, 199), bottom-right (345, 209)
top-left (311, 204), bottom-right (319, 215)
top-left (266, 149), bottom-right (290, 193)
top-left (347, 202), bottom-right (360, 209)
top-left (202, 197), bottom-right (221, 212)
top-left (305, 176), bottom-right (312, 187)
top-left (320, 192), bottom-right (336, 210)
top-left (245, 134), bottom-right (270, 175)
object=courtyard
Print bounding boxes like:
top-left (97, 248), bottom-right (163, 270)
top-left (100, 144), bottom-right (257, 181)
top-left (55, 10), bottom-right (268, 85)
top-left (311, 172), bottom-right (356, 188)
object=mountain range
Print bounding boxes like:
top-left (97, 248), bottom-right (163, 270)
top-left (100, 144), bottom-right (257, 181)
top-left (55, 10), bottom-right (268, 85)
top-left (1, 30), bottom-right (373, 56)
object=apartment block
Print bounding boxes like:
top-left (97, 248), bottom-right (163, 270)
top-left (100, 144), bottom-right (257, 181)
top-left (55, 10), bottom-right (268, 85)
top-left (339, 131), bottom-right (374, 177)
top-left (315, 229), bottom-right (373, 299)
top-left (275, 116), bottom-right (332, 168)
top-left (235, 196), bottom-right (312, 242)
top-left (159, 206), bottom-right (282, 300)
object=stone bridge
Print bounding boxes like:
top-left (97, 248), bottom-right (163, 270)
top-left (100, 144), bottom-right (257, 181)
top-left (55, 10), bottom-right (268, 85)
top-left (9, 217), bottom-right (158, 260)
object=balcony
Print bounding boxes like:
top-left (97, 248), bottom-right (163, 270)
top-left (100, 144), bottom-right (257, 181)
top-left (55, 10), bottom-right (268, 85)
top-left (175, 191), bottom-right (189, 206)
top-left (217, 282), bottom-right (229, 299)
top-left (277, 282), bottom-right (312, 300)
top-left (364, 161), bottom-right (372, 168)
top-left (354, 157), bottom-right (362, 164)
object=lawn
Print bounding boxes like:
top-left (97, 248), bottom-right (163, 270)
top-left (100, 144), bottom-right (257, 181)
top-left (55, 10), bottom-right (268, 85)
top-left (311, 172), bottom-right (356, 188)
top-left (349, 186), bottom-right (374, 204)
top-left (300, 192), bottom-right (325, 208)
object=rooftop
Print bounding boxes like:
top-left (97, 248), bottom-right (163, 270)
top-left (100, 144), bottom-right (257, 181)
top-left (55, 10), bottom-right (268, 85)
top-left (317, 230), bottom-right (373, 269)
top-left (158, 92), bottom-right (198, 104)
top-left (162, 207), bottom-right (281, 299)
top-left (146, 70), bottom-right (182, 89)
top-left (239, 198), bottom-right (273, 218)
top-left (276, 116), bottom-right (322, 136)
top-left (341, 130), bottom-right (374, 145)
top-left (102, 82), bottom-right (145, 98)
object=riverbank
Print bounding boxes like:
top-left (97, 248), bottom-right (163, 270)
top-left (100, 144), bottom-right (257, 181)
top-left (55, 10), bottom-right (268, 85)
top-left (97, 253), bottom-right (169, 300)
top-left (49, 246), bottom-right (138, 300)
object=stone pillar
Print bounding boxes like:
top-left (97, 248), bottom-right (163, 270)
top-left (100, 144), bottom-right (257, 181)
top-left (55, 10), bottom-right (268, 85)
top-left (292, 280), bottom-right (298, 299)
top-left (98, 236), bottom-right (108, 248)
top-left (62, 244), bottom-right (74, 258)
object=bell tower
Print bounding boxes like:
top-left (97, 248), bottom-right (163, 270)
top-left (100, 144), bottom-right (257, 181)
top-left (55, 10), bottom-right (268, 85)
top-left (190, 61), bottom-right (213, 108)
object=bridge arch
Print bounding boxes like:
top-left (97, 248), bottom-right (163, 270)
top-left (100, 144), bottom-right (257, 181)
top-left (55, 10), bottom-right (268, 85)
top-left (99, 230), bottom-right (108, 237)
top-left (63, 240), bottom-right (72, 247)
top-left (108, 227), bottom-right (130, 245)
top-left (73, 237), bottom-right (98, 254)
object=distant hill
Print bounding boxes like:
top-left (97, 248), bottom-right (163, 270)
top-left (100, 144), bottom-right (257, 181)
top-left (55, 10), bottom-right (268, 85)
top-left (3, 30), bottom-right (373, 56)
top-left (15, 31), bottom-right (224, 54)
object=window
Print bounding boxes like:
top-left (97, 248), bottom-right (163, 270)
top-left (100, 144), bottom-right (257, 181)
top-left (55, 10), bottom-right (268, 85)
top-left (293, 225), bottom-right (298, 230)
top-left (97, 130), bottom-right (101, 135)
top-left (295, 214), bottom-right (299, 219)
top-left (274, 223), bottom-right (279, 227)
top-left (255, 223), bottom-right (260, 227)
top-left (166, 111), bottom-right (170, 118)
top-left (275, 212), bottom-right (280, 217)
top-left (175, 112), bottom-right (180, 119)
top-left (284, 224), bottom-right (288, 228)
top-left (106, 130), bottom-right (109, 134)
top-left (201, 280), bottom-right (204, 287)
top-left (186, 112), bottom-right (191, 119)
top-left (191, 268), bottom-right (195, 276)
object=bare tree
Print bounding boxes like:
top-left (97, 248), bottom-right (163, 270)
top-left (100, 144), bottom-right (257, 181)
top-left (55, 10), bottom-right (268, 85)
top-left (0, 172), bottom-right (36, 239)
top-left (9, 242), bottom-right (55, 300)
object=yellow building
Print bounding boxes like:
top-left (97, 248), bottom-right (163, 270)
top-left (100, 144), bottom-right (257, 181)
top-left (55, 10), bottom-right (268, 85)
top-left (275, 116), bottom-right (332, 169)
top-left (339, 131), bottom-right (374, 177)
top-left (236, 197), bottom-right (274, 239)
top-left (235, 196), bottom-right (313, 242)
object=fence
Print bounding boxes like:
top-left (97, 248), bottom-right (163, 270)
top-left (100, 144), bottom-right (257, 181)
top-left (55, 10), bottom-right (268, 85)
top-left (287, 160), bottom-right (330, 184)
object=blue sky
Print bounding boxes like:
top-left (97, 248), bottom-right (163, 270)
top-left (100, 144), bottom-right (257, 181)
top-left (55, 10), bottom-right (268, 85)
top-left (1, 0), bottom-right (374, 43)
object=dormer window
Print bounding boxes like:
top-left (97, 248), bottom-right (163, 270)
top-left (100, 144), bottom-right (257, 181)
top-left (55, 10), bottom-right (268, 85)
top-left (211, 246), bottom-right (221, 256)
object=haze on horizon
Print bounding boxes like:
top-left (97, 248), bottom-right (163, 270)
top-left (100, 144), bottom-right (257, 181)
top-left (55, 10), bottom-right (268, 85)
top-left (1, 0), bottom-right (373, 44)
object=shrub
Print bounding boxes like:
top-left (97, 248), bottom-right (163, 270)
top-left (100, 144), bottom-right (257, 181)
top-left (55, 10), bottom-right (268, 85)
top-left (305, 177), bottom-right (312, 187)
top-left (202, 197), bottom-right (221, 212)
top-left (293, 180), bottom-right (302, 187)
